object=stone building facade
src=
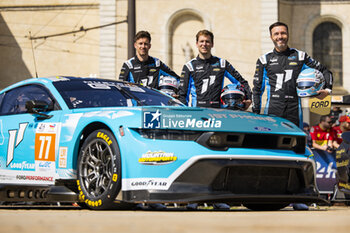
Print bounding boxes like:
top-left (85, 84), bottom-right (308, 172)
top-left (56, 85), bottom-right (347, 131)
top-left (1, 0), bottom-right (349, 123)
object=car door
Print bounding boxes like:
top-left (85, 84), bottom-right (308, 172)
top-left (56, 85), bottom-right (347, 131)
top-left (0, 84), bottom-right (62, 185)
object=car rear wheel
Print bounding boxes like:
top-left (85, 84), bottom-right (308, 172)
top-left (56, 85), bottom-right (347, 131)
top-left (243, 203), bottom-right (289, 211)
top-left (76, 129), bottom-right (130, 210)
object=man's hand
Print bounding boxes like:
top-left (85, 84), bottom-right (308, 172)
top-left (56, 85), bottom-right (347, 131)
top-left (243, 99), bottom-right (252, 110)
top-left (316, 89), bottom-right (330, 100)
top-left (320, 144), bottom-right (328, 151)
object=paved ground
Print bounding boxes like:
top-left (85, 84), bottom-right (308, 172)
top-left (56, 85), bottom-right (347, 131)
top-left (0, 205), bottom-right (349, 233)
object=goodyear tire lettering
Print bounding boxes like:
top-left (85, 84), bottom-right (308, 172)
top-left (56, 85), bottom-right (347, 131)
top-left (112, 174), bottom-right (118, 182)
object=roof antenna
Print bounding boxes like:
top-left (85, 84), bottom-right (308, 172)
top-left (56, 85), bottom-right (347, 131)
top-left (29, 31), bottom-right (38, 78)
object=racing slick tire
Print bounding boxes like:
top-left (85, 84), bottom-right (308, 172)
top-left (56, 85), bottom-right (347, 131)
top-left (243, 203), bottom-right (289, 211)
top-left (76, 129), bottom-right (129, 210)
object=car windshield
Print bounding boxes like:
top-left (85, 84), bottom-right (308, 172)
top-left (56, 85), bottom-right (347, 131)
top-left (53, 79), bottom-right (183, 109)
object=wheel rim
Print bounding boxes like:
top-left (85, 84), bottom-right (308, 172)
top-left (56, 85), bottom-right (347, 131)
top-left (80, 139), bottom-right (113, 198)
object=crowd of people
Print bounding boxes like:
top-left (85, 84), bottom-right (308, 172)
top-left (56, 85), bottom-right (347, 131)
top-left (303, 107), bottom-right (350, 152)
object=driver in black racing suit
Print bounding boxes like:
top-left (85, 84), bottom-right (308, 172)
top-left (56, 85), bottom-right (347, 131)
top-left (252, 22), bottom-right (333, 127)
top-left (179, 30), bottom-right (252, 109)
top-left (119, 31), bottom-right (180, 90)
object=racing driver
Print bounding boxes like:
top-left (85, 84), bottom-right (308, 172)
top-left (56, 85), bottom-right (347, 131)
top-left (119, 31), bottom-right (180, 90)
top-left (252, 22), bottom-right (333, 128)
top-left (178, 30), bottom-right (252, 109)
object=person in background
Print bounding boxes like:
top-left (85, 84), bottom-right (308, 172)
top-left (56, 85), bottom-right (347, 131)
top-left (303, 122), bottom-right (312, 148)
top-left (330, 106), bottom-right (343, 127)
top-left (310, 115), bottom-right (334, 153)
top-left (332, 115), bottom-right (350, 149)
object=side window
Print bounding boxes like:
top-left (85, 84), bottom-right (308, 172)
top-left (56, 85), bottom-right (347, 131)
top-left (0, 85), bottom-right (57, 115)
top-left (0, 93), bottom-right (4, 109)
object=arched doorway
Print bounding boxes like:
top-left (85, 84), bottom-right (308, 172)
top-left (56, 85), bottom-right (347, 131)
top-left (313, 22), bottom-right (342, 86)
top-left (165, 9), bottom-right (210, 73)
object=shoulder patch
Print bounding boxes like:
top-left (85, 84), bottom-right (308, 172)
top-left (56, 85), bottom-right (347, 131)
top-left (292, 48), bottom-right (305, 61)
top-left (220, 58), bottom-right (226, 68)
top-left (154, 58), bottom-right (160, 67)
top-left (125, 58), bottom-right (134, 69)
top-left (259, 50), bottom-right (273, 64)
top-left (298, 51), bottom-right (305, 61)
top-left (259, 55), bottom-right (267, 65)
top-left (185, 60), bottom-right (194, 72)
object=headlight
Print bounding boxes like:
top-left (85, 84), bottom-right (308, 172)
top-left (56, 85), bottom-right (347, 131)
top-left (132, 129), bottom-right (202, 141)
top-left (208, 134), bottom-right (223, 147)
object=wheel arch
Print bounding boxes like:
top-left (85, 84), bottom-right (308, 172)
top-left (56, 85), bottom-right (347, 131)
top-left (72, 122), bottom-right (116, 170)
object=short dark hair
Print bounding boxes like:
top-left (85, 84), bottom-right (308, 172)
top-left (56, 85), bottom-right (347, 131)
top-left (269, 22), bottom-right (288, 35)
top-left (320, 115), bottom-right (331, 123)
top-left (196, 30), bottom-right (214, 43)
top-left (134, 31), bottom-right (151, 43)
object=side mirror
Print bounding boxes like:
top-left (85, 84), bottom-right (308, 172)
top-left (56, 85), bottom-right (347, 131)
top-left (25, 100), bottom-right (52, 119)
top-left (25, 100), bottom-right (49, 113)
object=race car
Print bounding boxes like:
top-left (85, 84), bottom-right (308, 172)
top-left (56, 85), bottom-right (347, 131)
top-left (0, 77), bottom-right (325, 210)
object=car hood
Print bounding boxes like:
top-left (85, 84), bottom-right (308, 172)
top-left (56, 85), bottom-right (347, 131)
top-left (139, 106), bottom-right (305, 136)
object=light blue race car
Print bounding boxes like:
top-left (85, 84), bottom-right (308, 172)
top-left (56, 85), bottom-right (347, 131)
top-left (0, 77), bottom-right (325, 210)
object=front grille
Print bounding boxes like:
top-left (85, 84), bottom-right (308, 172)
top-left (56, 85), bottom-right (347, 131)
top-left (133, 128), bottom-right (306, 153)
top-left (196, 132), bottom-right (306, 153)
top-left (211, 166), bottom-right (304, 195)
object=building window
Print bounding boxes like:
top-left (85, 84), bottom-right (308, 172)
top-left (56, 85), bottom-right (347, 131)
top-left (313, 22), bottom-right (342, 86)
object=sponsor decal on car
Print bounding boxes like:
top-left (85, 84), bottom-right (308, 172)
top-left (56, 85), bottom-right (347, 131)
top-left (59, 147), bottom-right (68, 168)
top-left (143, 110), bottom-right (222, 129)
top-left (9, 161), bottom-right (35, 170)
top-left (16, 175), bottom-right (54, 182)
top-left (37, 123), bottom-right (59, 134)
top-left (163, 118), bottom-right (221, 128)
top-left (122, 178), bottom-right (170, 190)
top-left (208, 113), bottom-right (276, 122)
top-left (139, 151), bottom-right (177, 165)
top-left (254, 126), bottom-right (271, 131)
top-left (131, 179), bottom-right (167, 189)
top-left (35, 133), bottom-right (56, 162)
top-left (143, 110), bottom-right (162, 128)
top-left (0, 170), bottom-right (55, 184)
top-left (35, 161), bottom-right (55, 173)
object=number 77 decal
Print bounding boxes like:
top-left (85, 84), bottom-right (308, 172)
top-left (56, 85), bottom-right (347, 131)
top-left (35, 133), bottom-right (56, 161)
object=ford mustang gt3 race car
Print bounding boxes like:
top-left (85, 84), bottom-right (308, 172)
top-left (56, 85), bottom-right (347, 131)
top-left (0, 77), bottom-right (325, 210)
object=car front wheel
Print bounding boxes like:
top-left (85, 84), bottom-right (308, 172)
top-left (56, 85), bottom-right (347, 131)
top-left (77, 129), bottom-right (121, 210)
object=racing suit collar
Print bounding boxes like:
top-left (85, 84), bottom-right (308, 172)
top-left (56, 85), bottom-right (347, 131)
top-left (196, 55), bottom-right (214, 63)
top-left (135, 55), bottom-right (153, 65)
top-left (273, 47), bottom-right (291, 56)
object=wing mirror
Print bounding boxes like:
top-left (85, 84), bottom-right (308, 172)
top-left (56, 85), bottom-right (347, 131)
top-left (25, 100), bottom-right (53, 119)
